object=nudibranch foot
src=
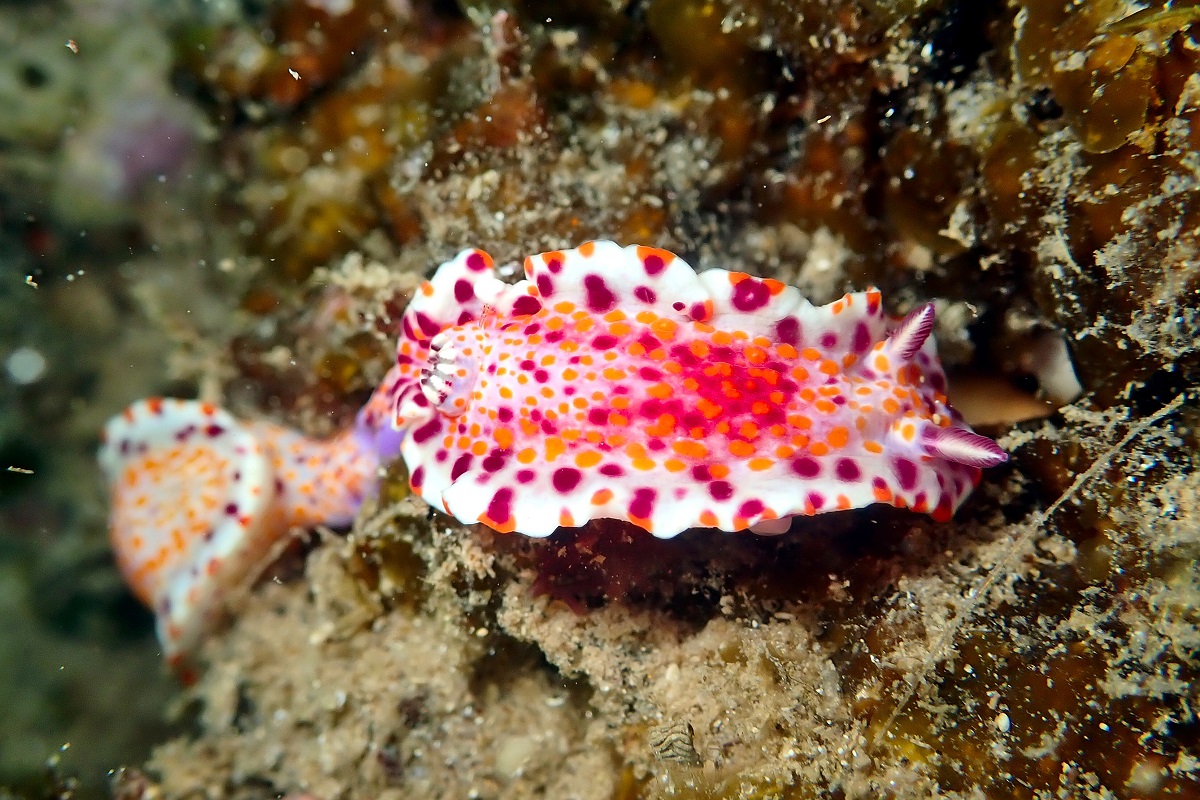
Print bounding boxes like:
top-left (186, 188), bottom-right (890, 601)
top-left (99, 397), bottom-right (379, 661)
top-left (387, 241), bottom-right (1008, 539)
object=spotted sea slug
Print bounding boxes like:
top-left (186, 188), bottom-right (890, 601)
top-left (98, 397), bottom-right (385, 664)
top-left (99, 241), bottom-right (1007, 662)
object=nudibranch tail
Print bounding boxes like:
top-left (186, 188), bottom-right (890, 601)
top-left (385, 240), bottom-right (1008, 537)
top-left (99, 397), bottom-right (380, 662)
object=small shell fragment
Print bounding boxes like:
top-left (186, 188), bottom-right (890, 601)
top-left (649, 721), bottom-right (703, 766)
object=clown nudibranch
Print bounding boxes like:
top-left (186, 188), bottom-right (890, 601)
top-left (99, 241), bottom-right (1006, 662)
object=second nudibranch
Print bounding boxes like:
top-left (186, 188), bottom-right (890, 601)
top-left (98, 394), bottom-right (389, 665)
top-left (386, 240), bottom-right (1006, 536)
top-left (99, 240), bottom-right (1006, 663)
